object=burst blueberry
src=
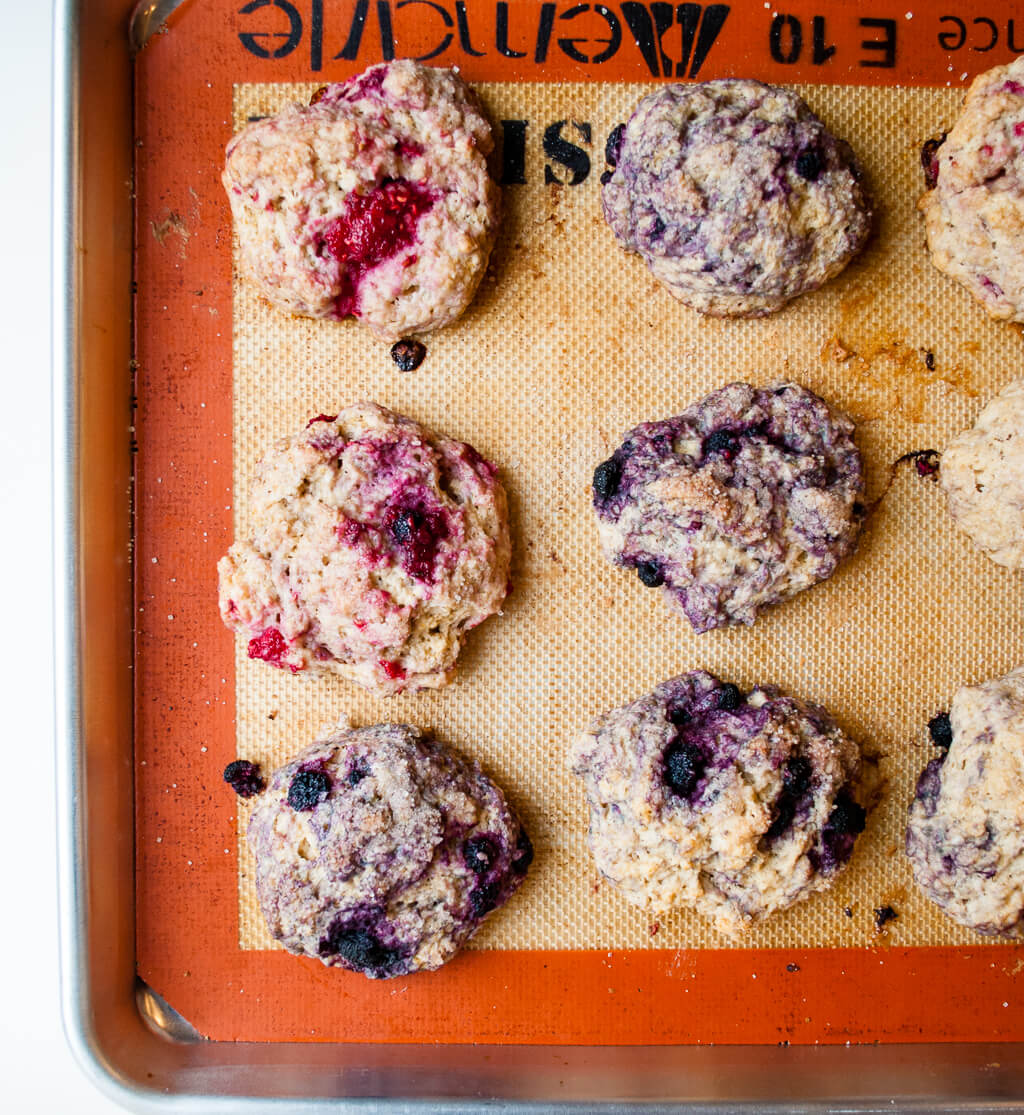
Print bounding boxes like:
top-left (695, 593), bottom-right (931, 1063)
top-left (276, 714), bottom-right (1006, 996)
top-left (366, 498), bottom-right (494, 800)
top-left (636, 561), bottom-right (664, 588)
top-left (664, 740), bottom-right (704, 798)
top-left (795, 147), bottom-right (823, 182)
top-left (716, 683), bottom-right (743, 711)
top-left (390, 338), bottom-right (427, 371)
top-left (287, 768), bottom-right (331, 811)
top-left (593, 456), bottom-right (623, 501)
top-left (223, 759), bottom-right (265, 798)
top-left (928, 711), bottom-right (953, 751)
top-left (464, 835), bottom-right (498, 876)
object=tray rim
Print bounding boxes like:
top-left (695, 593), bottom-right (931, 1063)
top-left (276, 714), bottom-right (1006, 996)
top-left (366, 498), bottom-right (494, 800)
top-left (53, 0), bottom-right (1024, 1107)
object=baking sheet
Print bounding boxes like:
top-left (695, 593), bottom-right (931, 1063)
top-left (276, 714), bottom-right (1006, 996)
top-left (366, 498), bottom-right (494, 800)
top-left (134, 0), bottom-right (1024, 1044)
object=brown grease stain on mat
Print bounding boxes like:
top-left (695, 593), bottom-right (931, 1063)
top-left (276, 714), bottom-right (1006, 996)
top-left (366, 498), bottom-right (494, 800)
top-left (230, 82), bottom-right (1024, 954)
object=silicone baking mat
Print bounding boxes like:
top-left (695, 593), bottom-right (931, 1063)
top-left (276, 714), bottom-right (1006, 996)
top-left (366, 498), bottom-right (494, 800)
top-left (135, 0), bottom-right (1024, 1042)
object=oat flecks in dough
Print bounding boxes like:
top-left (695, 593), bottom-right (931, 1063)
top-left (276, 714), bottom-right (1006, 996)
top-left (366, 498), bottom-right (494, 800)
top-left (569, 671), bottom-right (866, 936)
top-left (222, 60), bottom-right (500, 340)
top-left (602, 79), bottom-right (872, 317)
top-left (920, 58), bottom-right (1024, 322)
top-left (906, 666), bottom-right (1024, 937)
top-left (247, 723), bottom-right (532, 978)
top-left (218, 402), bottom-right (511, 697)
top-left (592, 382), bottom-right (865, 633)
top-left (940, 378), bottom-right (1024, 570)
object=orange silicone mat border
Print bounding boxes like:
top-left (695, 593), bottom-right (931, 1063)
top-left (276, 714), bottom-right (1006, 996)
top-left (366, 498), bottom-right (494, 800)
top-left (134, 0), bottom-right (1024, 1044)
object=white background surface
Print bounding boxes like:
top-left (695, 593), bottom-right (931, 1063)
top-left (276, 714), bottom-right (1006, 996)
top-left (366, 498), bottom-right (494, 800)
top-left (1, 3), bottom-right (123, 1110)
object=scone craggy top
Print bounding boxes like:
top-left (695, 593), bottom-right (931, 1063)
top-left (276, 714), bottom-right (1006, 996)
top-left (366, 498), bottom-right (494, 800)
top-left (246, 724), bottom-right (531, 978)
top-left (907, 666), bottom-right (1024, 937)
top-left (920, 57), bottom-right (1024, 321)
top-left (592, 382), bottom-right (864, 632)
top-left (218, 402), bottom-right (511, 697)
top-left (602, 79), bottom-right (871, 317)
top-left (222, 59), bottom-right (500, 339)
top-left (570, 671), bottom-right (866, 936)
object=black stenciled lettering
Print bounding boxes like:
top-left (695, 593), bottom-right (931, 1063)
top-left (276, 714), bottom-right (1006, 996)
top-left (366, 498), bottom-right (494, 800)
top-left (376, 1), bottom-right (396, 60)
top-left (496, 1), bottom-right (527, 57)
top-left (590, 5), bottom-right (623, 64)
top-left (937, 16), bottom-right (966, 52)
top-left (500, 120), bottom-right (528, 184)
top-left (769, 13), bottom-right (802, 65)
top-left (334, 0), bottom-right (369, 60)
top-left (543, 120), bottom-right (592, 186)
top-left (396, 0), bottom-right (454, 61)
top-left (535, 2), bottom-right (557, 62)
top-left (556, 4), bottom-right (622, 64)
top-left (972, 16), bottom-right (998, 52)
top-left (455, 1), bottom-right (486, 55)
top-left (621, 2), bottom-right (675, 77)
top-left (859, 17), bottom-right (896, 68)
top-left (678, 3), bottom-right (701, 75)
top-left (687, 4), bottom-right (729, 78)
top-left (812, 15), bottom-right (835, 64)
top-left (1010, 20), bottom-right (1024, 54)
top-left (311, 0), bottom-right (323, 70)
top-left (238, 0), bottom-right (302, 59)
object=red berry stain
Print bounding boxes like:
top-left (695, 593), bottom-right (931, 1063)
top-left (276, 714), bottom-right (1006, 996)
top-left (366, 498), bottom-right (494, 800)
top-left (337, 518), bottom-right (364, 546)
top-left (1001, 80), bottom-right (1024, 96)
top-left (383, 503), bottom-right (447, 581)
top-left (379, 658), bottom-right (406, 680)
top-left (248, 627), bottom-right (300, 672)
top-left (322, 179), bottom-right (434, 318)
top-left (306, 413), bottom-right (338, 427)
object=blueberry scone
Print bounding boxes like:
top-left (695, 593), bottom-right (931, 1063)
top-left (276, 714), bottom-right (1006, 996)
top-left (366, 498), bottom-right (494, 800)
top-left (907, 667), bottom-right (1024, 937)
top-left (920, 59), bottom-right (1024, 322)
top-left (602, 79), bottom-right (871, 316)
top-left (592, 382), bottom-right (865, 632)
top-left (222, 60), bottom-right (500, 339)
top-left (247, 723), bottom-right (532, 977)
top-left (218, 403), bottom-right (511, 697)
top-left (940, 378), bottom-right (1024, 570)
top-left (570, 671), bottom-right (867, 935)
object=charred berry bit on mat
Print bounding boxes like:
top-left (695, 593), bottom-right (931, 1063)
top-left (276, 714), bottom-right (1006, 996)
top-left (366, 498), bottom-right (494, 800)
top-left (844, 906), bottom-right (854, 918)
top-left (663, 740), bottom-right (705, 799)
top-left (786, 963), bottom-right (801, 972)
top-left (928, 712), bottom-right (953, 751)
top-left (287, 769), bottom-right (331, 811)
top-left (794, 147), bottom-right (823, 182)
top-left (921, 134), bottom-right (946, 189)
top-left (873, 905), bottom-right (898, 932)
top-left (470, 880), bottom-right (500, 917)
top-left (649, 921), bottom-right (660, 936)
top-left (223, 759), bottom-right (265, 798)
top-left (593, 456), bottom-right (623, 502)
top-left (716, 683), bottom-right (743, 711)
top-left (247, 627), bottom-right (300, 672)
top-left (636, 560), bottom-right (665, 588)
top-left (390, 338), bottom-right (427, 371)
top-left (310, 85), bottom-right (329, 105)
top-left (923, 350), bottom-right (936, 371)
top-left (464, 835), bottom-right (498, 875)
top-left (914, 450), bottom-right (940, 480)
top-left (511, 828), bottom-right (534, 875)
top-left (605, 123), bottom-right (625, 167)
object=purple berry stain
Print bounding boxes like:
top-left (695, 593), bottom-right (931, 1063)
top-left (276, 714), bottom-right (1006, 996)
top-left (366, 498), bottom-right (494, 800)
top-left (511, 827), bottom-right (534, 875)
top-left (383, 503), bottom-right (447, 581)
top-left (322, 178), bottom-right (434, 317)
top-left (223, 759), bottom-right (265, 798)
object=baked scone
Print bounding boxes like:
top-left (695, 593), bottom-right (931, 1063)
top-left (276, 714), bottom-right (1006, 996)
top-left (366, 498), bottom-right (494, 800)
top-left (940, 378), bottom-right (1024, 570)
top-left (906, 667), bottom-right (1024, 936)
top-left (218, 403), bottom-right (511, 697)
top-left (247, 723), bottom-right (532, 977)
top-left (920, 59), bottom-right (1024, 321)
top-left (602, 79), bottom-right (871, 316)
top-left (222, 60), bottom-right (500, 339)
top-left (570, 671), bottom-right (867, 935)
top-left (592, 382), bottom-right (865, 632)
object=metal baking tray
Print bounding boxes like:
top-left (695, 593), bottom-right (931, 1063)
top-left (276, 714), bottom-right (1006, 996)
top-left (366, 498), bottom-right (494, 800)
top-left (53, 0), bottom-right (1024, 1107)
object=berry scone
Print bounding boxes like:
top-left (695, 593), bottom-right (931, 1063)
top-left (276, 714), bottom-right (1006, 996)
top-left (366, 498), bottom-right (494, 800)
top-left (218, 403), bottom-right (511, 697)
top-left (939, 378), bottom-right (1024, 570)
top-left (247, 722), bottom-right (532, 978)
top-left (592, 382), bottom-right (865, 632)
top-left (920, 59), bottom-right (1024, 322)
top-left (907, 667), bottom-right (1024, 936)
top-left (222, 60), bottom-right (500, 340)
top-left (602, 79), bottom-right (872, 317)
top-left (570, 671), bottom-right (867, 935)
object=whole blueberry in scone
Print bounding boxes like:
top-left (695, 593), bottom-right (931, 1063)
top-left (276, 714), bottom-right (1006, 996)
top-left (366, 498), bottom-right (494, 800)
top-left (218, 402), bottom-right (510, 697)
top-left (602, 79), bottom-right (871, 317)
top-left (592, 382), bottom-right (865, 633)
top-left (222, 60), bottom-right (500, 340)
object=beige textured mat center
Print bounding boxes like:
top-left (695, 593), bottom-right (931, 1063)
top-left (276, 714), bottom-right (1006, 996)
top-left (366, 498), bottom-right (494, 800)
top-left (229, 80), bottom-right (1024, 953)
